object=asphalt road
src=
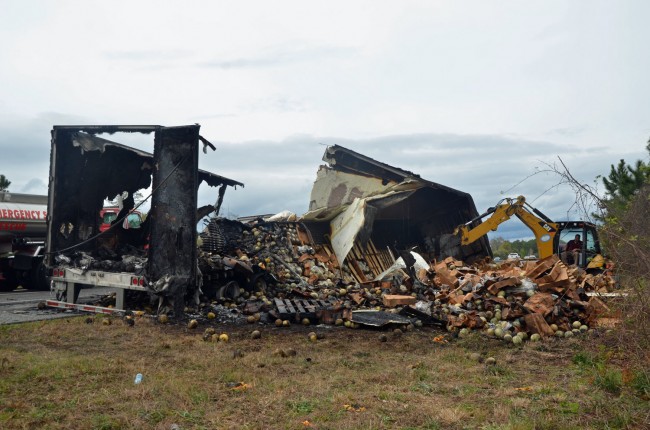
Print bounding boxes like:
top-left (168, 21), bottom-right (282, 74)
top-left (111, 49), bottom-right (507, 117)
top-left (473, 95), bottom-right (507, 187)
top-left (0, 287), bottom-right (113, 325)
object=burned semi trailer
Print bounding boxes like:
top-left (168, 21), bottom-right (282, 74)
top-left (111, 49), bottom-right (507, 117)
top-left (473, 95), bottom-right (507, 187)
top-left (45, 125), bottom-right (243, 315)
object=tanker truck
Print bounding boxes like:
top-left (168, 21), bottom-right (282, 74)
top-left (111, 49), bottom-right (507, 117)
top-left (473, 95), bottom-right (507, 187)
top-left (0, 191), bottom-right (49, 291)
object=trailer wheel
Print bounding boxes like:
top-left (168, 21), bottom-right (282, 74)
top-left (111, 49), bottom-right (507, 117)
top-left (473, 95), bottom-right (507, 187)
top-left (215, 281), bottom-right (241, 301)
top-left (0, 261), bottom-right (17, 292)
top-left (0, 280), bottom-right (14, 292)
top-left (30, 262), bottom-right (50, 291)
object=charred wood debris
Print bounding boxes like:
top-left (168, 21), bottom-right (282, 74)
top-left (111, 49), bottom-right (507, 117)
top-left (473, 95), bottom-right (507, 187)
top-left (56, 213), bottom-right (618, 342)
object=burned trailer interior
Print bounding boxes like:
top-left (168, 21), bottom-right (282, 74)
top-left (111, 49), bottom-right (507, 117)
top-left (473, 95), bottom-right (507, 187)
top-left (301, 145), bottom-right (492, 266)
top-left (46, 125), bottom-right (243, 313)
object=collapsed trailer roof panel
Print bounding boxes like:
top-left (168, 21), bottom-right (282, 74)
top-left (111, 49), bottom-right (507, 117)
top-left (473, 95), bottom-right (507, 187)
top-left (303, 144), bottom-right (490, 264)
top-left (305, 145), bottom-right (474, 220)
top-left (322, 144), bottom-right (467, 196)
top-left (62, 129), bottom-right (244, 188)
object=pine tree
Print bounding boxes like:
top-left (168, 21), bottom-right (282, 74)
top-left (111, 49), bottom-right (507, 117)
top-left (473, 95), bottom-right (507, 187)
top-left (0, 175), bottom-right (10, 192)
top-left (601, 139), bottom-right (650, 213)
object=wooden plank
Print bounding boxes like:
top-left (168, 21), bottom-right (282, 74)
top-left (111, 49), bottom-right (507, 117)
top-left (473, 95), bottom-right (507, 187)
top-left (285, 300), bottom-right (296, 314)
top-left (376, 250), bottom-right (390, 268)
top-left (372, 242), bottom-right (390, 268)
top-left (361, 242), bottom-right (380, 275)
top-left (368, 248), bottom-right (385, 276)
top-left (274, 298), bottom-right (287, 314)
top-left (343, 251), bottom-right (365, 283)
top-left (386, 246), bottom-right (396, 263)
top-left (366, 239), bottom-right (386, 272)
top-left (368, 243), bottom-right (386, 274)
top-left (322, 245), bottom-right (341, 268)
top-left (354, 244), bottom-right (376, 279)
top-left (359, 252), bottom-right (377, 276)
top-left (347, 264), bottom-right (363, 283)
top-left (377, 247), bottom-right (393, 268)
top-left (296, 225), bottom-right (310, 245)
top-left (354, 243), bottom-right (371, 271)
top-left (350, 243), bottom-right (364, 264)
top-left (294, 300), bottom-right (306, 313)
top-left (302, 300), bottom-right (316, 312)
top-left (367, 241), bottom-right (386, 272)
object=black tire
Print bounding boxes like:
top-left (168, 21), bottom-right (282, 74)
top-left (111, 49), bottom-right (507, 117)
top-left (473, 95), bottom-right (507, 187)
top-left (0, 280), bottom-right (14, 292)
top-left (0, 260), bottom-right (17, 292)
top-left (29, 261), bottom-right (50, 291)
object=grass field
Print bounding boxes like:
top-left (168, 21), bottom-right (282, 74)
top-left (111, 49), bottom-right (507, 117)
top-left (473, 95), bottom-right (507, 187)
top-left (0, 315), bottom-right (647, 429)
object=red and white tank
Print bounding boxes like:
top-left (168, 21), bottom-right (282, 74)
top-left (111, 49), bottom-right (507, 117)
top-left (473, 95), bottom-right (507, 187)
top-left (0, 192), bottom-right (48, 252)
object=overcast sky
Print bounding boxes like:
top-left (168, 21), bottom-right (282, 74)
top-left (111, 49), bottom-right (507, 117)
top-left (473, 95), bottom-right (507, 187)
top-left (1, 1), bottom-right (648, 240)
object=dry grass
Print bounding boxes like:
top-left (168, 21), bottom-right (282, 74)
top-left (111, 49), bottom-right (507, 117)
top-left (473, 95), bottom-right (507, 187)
top-left (0, 316), bottom-right (648, 430)
top-left (598, 184), bottom-right (650, 404)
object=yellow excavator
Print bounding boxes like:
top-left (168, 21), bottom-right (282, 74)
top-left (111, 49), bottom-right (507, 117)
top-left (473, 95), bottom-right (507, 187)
top-left (453, 196), bottom-right (605, 270)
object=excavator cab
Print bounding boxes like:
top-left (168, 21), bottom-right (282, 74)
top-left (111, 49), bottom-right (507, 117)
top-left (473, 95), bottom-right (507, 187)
top-left (554, 221), bottom-right (603, 269)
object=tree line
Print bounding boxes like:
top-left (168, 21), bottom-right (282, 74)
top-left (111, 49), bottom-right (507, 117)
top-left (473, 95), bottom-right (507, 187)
top-left (489, 237), bottom-right (538, 259)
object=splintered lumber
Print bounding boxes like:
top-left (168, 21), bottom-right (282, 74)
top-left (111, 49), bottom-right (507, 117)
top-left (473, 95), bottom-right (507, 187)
top-left (524, 313), bottom-right (555, 336)
top-left (368, 240), bottom-right (390, 272)
top-left (383, 294), bottom-right (417, 307)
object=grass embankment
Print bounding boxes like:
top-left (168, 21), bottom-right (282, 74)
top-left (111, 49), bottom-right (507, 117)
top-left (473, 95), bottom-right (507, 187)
top-left (0, 316), bottom-right (647, 429)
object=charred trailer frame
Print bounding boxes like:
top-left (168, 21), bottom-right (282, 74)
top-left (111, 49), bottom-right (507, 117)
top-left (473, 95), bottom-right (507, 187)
top-left (148, 126), bottom-right (200, 316)
top-left (45, 125), bottom-right (243, 315)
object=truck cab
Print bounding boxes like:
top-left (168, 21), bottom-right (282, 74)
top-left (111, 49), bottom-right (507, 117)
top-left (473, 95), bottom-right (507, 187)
top-left (99, 207), bottom-right (144, 232)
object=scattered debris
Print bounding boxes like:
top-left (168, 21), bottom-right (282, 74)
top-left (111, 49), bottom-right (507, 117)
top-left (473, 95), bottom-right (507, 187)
top-left (44, 136), bottom-right (618, 345)
top-left (226, 382), bottom-right (250, 391)
top-left (343, 404), bottom-right (366, 413)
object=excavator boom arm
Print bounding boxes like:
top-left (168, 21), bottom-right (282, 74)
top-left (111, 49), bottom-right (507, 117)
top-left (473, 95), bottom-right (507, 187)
top-left (456, 200), bottom-right (519, 245)
top-left (454, 196), bottom-right (558, 258)
top-left (512, 209), bottom-right (558, 259)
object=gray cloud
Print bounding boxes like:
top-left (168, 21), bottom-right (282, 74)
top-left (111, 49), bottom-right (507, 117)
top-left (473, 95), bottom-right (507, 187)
top-left (197, 132), bottom-right (632, 241)
top-left (20, 178), bottom-right (47, 194)
top-left (0, 112), bottom-right (90, 193)
top-left (102, 49), bottom-right (194, 71)
top-left (199, 44), bottom-right (356, 69)
top-left (2, 117), bottom-right (646, 241)
top-left (103, 49), bottom-right (193, 62)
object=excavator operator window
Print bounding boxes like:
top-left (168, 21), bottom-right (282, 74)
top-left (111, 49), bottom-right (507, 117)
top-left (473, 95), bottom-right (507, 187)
top-left (559, 228), bottom-right (597, 266)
